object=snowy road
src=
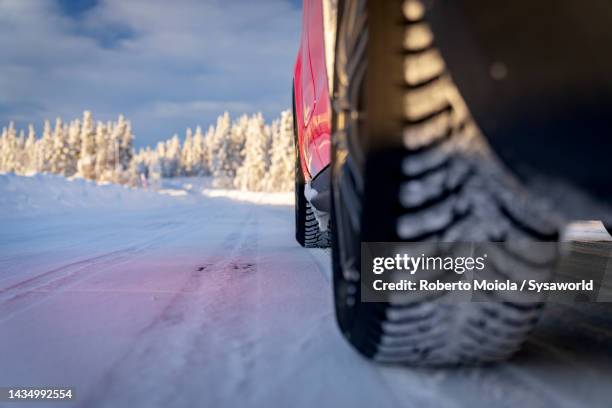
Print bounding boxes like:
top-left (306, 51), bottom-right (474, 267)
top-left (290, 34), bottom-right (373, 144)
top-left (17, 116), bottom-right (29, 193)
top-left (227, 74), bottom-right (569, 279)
top-left (1, 175), bottom-right (611, 408)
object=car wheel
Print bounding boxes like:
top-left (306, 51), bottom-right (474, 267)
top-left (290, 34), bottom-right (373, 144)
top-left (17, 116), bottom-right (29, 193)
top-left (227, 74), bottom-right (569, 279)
top-left (330, 0), bottom-right (560, 365)
top-left (294, 85), bottom-right (331, 248)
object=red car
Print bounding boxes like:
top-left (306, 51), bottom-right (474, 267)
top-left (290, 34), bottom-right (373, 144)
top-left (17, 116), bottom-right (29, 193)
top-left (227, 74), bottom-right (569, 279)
top-left (293, 0), bottom-right (612, 365)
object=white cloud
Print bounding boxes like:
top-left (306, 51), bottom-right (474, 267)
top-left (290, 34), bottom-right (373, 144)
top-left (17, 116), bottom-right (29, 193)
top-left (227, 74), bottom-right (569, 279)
top-left (0, 0), bottom-right (300, 146)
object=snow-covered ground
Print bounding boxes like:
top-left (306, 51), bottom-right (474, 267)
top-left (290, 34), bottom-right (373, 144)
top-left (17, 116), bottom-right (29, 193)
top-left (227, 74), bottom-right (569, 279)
top-left (1, 173), bottom-right (611, 408)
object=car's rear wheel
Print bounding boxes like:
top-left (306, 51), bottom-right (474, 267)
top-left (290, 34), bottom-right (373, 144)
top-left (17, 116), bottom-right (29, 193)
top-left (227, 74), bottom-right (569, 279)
top-left (331, 0), bottom-right (560, 365)
top-left (294, 86), bottom-right (331, 248)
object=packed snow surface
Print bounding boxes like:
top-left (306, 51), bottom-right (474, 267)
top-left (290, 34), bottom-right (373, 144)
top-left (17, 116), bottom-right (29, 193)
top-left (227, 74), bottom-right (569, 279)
top-left (1, 173), bottom-right (611, 408)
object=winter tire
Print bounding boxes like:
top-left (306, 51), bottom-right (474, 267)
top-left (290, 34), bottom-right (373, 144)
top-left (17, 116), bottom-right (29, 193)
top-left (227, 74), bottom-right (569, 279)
top-left (294, 85), bottom-right (331, 248)
top-left (330, 0), bottom-right (560, 365)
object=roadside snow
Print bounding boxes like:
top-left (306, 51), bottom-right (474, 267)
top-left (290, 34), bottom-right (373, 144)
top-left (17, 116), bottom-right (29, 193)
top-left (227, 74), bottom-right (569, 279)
top-left (0, 174), bottom-right (611, 408)
top-left (201, 188), bottom-right (294, 206)
top-left (0, 173), bottom-right (176, 219)
top-left (0, 173), bottom-right (294, 219)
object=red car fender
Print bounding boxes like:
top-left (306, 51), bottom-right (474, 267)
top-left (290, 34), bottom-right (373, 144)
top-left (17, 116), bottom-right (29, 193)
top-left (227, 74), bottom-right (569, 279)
top-left (294, 0), bottom-right (332, 182)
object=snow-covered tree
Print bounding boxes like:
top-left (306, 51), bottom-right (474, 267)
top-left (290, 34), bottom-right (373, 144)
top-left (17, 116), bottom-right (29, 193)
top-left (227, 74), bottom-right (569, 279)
top-left (147, 147), bottom-right (162, 188)
top-left (235, 113), bottom-right (269, 191)
top-left (163, 134), bottom-right (181, 177)
top-left (23, 125), bottom-right (37, 174)
top-left (35, 120), bottom-right (52, 173)
top-left (203, 125), bottom-right (215, 174)
top-left (181, 128), bottom-right (194, 176)
top-left (50, 118), bottom-right (72, 176)
top-left (192, 126), bottom-right (207, 176)
top-left (0, 123), bottom-right (18, 173)
top-left (119, 116), bottom-right (133, 170)
top-left (229, 114), bottom-right (248, 172)
top-left (265, 110), bottom-right (295, 191)
top-left (210, 112), bottom-right (234, 188)
top-left (129, 147), bottom-right (149, 187)
top-left (14, 129), bottom-right (26, 174)
top-left (0, 127), bottom-right (7, 172)
top-left (115, 115), bottom-right (133, 183)
top-left (1, 108), bottom-right (296, 191)
top-left (78, 111), bottom-right (96, 179)
top-left (65, 120), bottom-right (81, 176)
top-left (94, 121), bottom-right (111, 182)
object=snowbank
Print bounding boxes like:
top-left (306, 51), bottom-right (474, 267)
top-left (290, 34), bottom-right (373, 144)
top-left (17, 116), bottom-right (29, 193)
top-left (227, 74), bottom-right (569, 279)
top-left (0, 173), bottom-right (293, 221)
top-left (201, 188), bottom-right (293, 206)
top-left (159, 176), bottom-right (293, 205)
top-left (0, 173), bottom-right (175, 219)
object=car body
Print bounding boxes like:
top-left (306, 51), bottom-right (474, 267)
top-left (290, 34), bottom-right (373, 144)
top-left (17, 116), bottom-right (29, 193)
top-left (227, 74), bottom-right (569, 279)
top-left (294, 0), bottom-right (612, 223)
top-left (293, 0), bottom-right (332, 212)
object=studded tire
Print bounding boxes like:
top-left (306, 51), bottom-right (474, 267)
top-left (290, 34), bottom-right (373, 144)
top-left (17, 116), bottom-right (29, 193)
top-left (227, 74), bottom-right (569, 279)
top-left (330, 0), bottom-right (560, 365)
top-left (294, 85), bottom-right (331, 248)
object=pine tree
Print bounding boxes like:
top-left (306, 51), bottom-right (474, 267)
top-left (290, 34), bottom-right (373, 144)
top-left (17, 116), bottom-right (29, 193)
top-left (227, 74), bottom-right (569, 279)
top-left (0, 127), bottom-right (6, 172)
top-left (129, 148), bottom-right (149, 187)
top-left (148, 147), bottom-right (162, 188)
top-left (181, 128), bottom-right (194, 176)
top-left (78, 111), bottom-right (96, 179)
top-left (23, 124), bottom-right (37, 174)
top-left (115, 115), bottom-right (133, 183)
top-left (155, 141), bottom-right (166, 177)
top-left (235, 113), bottom-right (268, 191)
top-left (106, 117), bottom-right (122, 183)
top-left (35, 120), bottom-right (52, 173)
top-left (210, 112), bottom-right (233, 188)
top-left (204, 125), bottom-right (215, 174)
top-left (65, 120), bottom-right (81, 177)
top-left (13, 129), bottom-right (26, 174)
top-left (0, 123), bottom-right (18, 173)
top-left (7, 123), bottom-right (19, 172)
top-left (192, 126), bottom-right (206, 176)
top-left (165, 134), bottom-right (181, 177)
top-left (266, 110), bottom-right (295, 191)
top-left (229, 114), bottom-right (248, 175)
top-left (124, 122), bottom-right (135, 182)
top-left (49, 118), bottom-right (68, 175)
top-left (94, 121), bottom-right (111, 182)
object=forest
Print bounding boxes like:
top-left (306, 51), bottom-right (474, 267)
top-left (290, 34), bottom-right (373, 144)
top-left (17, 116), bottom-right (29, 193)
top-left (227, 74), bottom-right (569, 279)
top-left (0, 110), bottom-right (295, 192)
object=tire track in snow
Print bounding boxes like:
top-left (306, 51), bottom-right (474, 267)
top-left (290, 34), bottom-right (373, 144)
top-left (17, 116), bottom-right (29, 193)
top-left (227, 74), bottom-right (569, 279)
top-left (0, 205), bottom-right (211, 287)
top-left (0, 246), bottom-right (147, 322)
top-left (0, 206), bottom-right (227, 324)
top-left (83, 211), bottom-right (260, 408)
top-left (0, 247), bottom-right (140, 294)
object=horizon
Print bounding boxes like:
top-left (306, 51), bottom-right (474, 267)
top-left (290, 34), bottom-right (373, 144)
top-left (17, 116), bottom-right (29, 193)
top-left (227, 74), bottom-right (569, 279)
top-left (0, 108), bottom-right (287, 149)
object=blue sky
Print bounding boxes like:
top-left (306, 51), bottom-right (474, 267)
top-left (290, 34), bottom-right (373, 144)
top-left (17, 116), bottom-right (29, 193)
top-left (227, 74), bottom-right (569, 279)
top-left (0, 0), bottom-right (302, 147)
